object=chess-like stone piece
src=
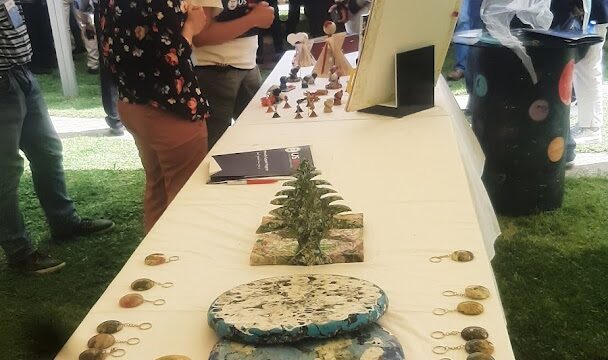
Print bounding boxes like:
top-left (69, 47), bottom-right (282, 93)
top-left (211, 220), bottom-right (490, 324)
top-left (302, 77), bottom-right (309, 89)
top-left (287, 67), bottom-right (301, 83)
top-left (309, 73), bottom-right (318, 85)
top-left (272, 112), bottom-right (281, 118)
top-left (280, 76), bottom-right (288, 92)
top-left (266, 106), bottom-right (274, 113)
top-left (326, 65), bottom-right (342, 90)
top-left (309, 110), bottom-right (318, 118)
top-left (334, 90), bottom-right (344, 105)
top-left (324, 99), bottom-right (333, 113)
top-left (295, 113), bottom-right (303, 119)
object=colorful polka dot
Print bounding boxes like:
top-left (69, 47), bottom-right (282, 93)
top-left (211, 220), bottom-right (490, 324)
top-left (547, 137), bottom-right (565, 162)
top-left (529, 100), bottom-right (549, 122)
top-left (474, 75), bottom-right (488, 97)
top-left (559, 60), bottom-right (575, 105)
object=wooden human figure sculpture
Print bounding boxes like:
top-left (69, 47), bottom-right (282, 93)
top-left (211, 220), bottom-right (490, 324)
top-left (312, 21), bottom-right (354, 78)
top-left (288, 32), bottom-right (316, 68)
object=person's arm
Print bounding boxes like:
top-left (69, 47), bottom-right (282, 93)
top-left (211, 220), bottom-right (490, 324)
top-left (193, 1), bottom-right (274, 47)
top-left (149, 0), bottom-right (210, 119)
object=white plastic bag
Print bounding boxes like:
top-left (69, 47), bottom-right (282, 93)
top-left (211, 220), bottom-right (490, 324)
top-left (480, 0), bottom-right (553, 84)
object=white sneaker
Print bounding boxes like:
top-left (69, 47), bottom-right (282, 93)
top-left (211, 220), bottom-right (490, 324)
top-left (571, 126), bottom-right (602, 145)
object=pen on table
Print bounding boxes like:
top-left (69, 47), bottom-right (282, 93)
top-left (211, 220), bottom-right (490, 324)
top-left (219, 179), bottom-right (280, 185)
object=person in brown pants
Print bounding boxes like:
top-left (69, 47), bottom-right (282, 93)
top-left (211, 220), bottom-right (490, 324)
top-left (99, 0), bottom-right (210, 232)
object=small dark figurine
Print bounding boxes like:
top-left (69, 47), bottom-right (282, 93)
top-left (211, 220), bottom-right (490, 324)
top-left (329, 0), bottom-right (349, 24)
top-left (266, 106), bottom-right (274, 113)
top-left (334, 90), bottom-right (344, 106)
top-left (309, 73), bottom-right (318, 85)
top-left (283, 96), bottom-right (292, 109)
top-left (295, 105), bottom-right (304, 119)
top-left (280, 76), bottom-right (288, 92)
top-left (309, 102), bottom-right (318, 118)
top-left (302, 76), bottom-right (310, 89)
top-left (287, 67), bottom-right (301, 83)
top-left (273, 111), bottom-right (281, 119)
top-left (326, 65), bottom-right (342, 90)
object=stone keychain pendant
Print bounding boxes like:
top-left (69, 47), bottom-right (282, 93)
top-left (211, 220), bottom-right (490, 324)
top-left (119, 293), bottom-right (165, 308)
top-left (79, 347), bottom-right (126, 360)
top-left (131, 278), bottom-right (174, 291)
top-left (431, 326), bottom-right (489, 340)
top-left (443, 285), bottom-right (490, 300)
top-left (96, 320), bottom-right (152, 334)
top-left (88, 333), bottom-right (140, 350)
top-left (433, 301), bottom-right (484, 316)
top-left (144, 253), bottom-right (179, 266)
top-left (433, 339), bottom-right (495, 355)
top-left (430, 250), bottom-right (474, 263)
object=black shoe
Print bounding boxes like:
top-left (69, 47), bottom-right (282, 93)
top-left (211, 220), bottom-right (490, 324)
top-left (53, 218), bottom-right (115, 241)
top-left (105, 117), bottom-right (125, 136)
top-left (87, 67), bottom-right (99, 74)
top-left (8, 251), bottom-right (66, 275)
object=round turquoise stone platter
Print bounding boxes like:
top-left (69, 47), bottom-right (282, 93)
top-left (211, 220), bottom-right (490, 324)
top-left (207, 274), bottom-right (389, 344)
top-left (208, 323), bottom-right (404, 359)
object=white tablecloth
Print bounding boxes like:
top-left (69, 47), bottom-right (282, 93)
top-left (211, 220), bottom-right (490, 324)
top-left (56, 52), bottom-right (511, 360)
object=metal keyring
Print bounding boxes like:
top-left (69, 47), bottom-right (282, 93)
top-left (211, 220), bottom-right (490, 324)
top-left (126, 338), bottom-right (140, 345)
top-left (168, 256), bottom-right (180, 262)
top-left (160, 282), bottom-right (174, 288)
top-left (152, 299), bottom-right (166, 306)
top-left (138, 322), bottom-right (152, 330)
top-left (431, 331), bottom-right (446, 339)
top-left (110, 348), bottom-right (126, 357)
top-left (433, 308), bottom-right (449, 315)
top-left (442, 290), bottom-right (459, 297)
top-left (433, 346), bottom-right (449, 354)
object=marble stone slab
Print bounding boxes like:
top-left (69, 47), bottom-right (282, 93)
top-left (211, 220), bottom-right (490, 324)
top-left (208, 323), bottom-right (404, 360)
top-left (251, 213), bottom-right (364, 266)
top-left (207, 274), bottom-right (389, 344)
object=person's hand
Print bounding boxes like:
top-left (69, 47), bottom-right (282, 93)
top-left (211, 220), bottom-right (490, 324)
top-left (182, 3), bottom-right (207, 44)
top-left (247, 1), bottom-right (275, 29)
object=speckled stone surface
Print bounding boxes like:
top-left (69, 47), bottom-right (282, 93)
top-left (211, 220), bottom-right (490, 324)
top-left (208, 323), bottom-right (404, 360)
top-left (251, 213), bottom-right (364, 266)
top-left (208, 274), bottom-right (389, 344)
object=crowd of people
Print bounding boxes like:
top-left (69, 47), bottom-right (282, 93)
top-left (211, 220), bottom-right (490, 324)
top-left (0, 0), bottom-right (369, 275)
top-left (2, 0), bottom-right (606, 275)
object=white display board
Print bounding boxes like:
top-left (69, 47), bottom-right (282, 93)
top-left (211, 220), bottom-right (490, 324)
top-left (347, 0), bottom-right (461, 111)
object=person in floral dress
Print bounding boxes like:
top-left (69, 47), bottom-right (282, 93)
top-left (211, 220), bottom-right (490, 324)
top-left (100, 0), bottom-right (210, 232)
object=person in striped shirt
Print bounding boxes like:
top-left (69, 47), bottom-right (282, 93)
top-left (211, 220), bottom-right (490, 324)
top-left (0, 2), bottom-right (115, 274)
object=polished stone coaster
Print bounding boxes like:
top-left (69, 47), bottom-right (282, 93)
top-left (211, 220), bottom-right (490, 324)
top-left (208, 323), bottom-right (404, 360)
top-left (208, 274), bottom-right (389, 344)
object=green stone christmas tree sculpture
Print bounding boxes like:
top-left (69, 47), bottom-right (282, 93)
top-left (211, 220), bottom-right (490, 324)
top-left (251, 160), bottom-right (364, 266)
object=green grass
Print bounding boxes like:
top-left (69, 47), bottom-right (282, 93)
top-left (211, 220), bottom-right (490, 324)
top-left (494, 177), bottom-right (608, 360)
top-left (0, 169), bottom-right (144, 359)
top-left (36, 53), bottom-right (105, 118)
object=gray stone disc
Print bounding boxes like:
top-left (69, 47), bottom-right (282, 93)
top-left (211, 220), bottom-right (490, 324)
top-left (208, 323), bottom-right (404, 360)
top-left (207, 274), bottom-right (389, 344)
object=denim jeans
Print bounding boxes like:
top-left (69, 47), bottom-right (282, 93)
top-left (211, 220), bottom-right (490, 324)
top-left (0, 66), bottom-right (79, 263)
top-left (454, 0), bottom-right (483, 71)
top-left (93, 1), bottom-right (121, 126)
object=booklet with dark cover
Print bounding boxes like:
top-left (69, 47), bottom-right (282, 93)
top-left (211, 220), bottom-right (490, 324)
top-left (209, 146), bottom-right (314, 183)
